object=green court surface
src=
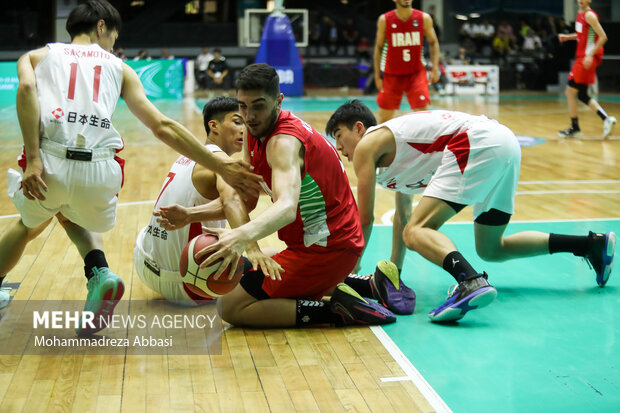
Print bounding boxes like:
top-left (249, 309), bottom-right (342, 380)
top-left (360, 219), bottom-right (619, 413)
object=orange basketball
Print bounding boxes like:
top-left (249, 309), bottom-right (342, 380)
top-left (179, 233), bottom-right (244, 298)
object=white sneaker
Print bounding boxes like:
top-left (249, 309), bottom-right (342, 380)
top-left (0, 287), bottom-right (11, 309)
top-left (603, 116), bottom-right (616, 138)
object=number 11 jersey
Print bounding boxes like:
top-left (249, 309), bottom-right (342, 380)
top-left (35, 42), bottom-right (124, 149)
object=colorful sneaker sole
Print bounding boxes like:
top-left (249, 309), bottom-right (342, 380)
top-left (331, 283), bottom-right (396, 325)
top-left (597, 232), bottom-right (616, 287)
top-left (76, 280), bottom-right (125, 336)
top-left (371, 261), bottom-right (416, 315)
top-left (428, 286), bottom-right (497, 323)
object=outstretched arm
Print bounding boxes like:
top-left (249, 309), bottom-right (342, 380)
top-left (121, 63), bottom-right (262, 197)
top-left (197, 134), bottom-right (302, 277)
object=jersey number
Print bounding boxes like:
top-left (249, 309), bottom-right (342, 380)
top-left (402, 49), bottom-right (411, 62)
top-left (155, 172), bottom-right (176, 205)
top-left (67, 63), bottom-right (102, 102)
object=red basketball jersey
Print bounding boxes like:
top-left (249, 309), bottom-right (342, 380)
top-left (247, 110), bottom-right (363, 250)
top-left (575, 9), bottom-right (603, 58)
top-left (381, 8), bottom-right (425, 74)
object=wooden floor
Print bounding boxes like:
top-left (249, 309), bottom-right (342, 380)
top-left (0, 93), bottom-right (619, 412)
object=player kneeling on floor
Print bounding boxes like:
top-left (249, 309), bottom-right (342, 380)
top-left (134, 97), bottom-right (280, 306)
top-left (326, 100), bottom-right (616, 323)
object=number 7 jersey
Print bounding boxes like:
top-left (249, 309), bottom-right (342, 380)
top-left (35, 42), bottom-right (124, 149)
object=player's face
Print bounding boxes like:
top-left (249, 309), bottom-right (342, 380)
top-left (577, 0), bottom-right (591, 10)
top-left (219, 112), bottom-right (246, 155)
top-left (99, 26), bottom-right (118, 53)
top-left (393, 0), bottom-right (412, 8)
top-left (237, 89), bottom-right (283, 138)
top-left (332, 124), bottom-right (361, 162)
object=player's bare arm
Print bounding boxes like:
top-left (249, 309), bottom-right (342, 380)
top-left (583, 11), bottom-right (607, 68)
top-left (423, 12), bottom-right (440, 83)
top-left (154, 199), bottom-right (223, 230)
top-left (16, 47), bottom-right (49, 200)
top-left (374, 14), bottom-right (387, 91)
top-left (213, 151), bottom-right (283, 280)
top-left (120, 62), bottom-right (262, 198)
top-left (198, 134), bottom-right (302, 277)
top-left (558, 33), bottom-right (578, 42)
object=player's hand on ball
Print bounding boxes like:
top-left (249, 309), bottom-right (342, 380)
top-left (245, 244), bottom-right (283, 281)
top-left (197, 226), bottom-right (247, 280)
top-left (153, 204), bottom-right (189, 230)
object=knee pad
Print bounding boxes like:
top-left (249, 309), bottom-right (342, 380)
top-left (576, 83), bottom-right (590, 105)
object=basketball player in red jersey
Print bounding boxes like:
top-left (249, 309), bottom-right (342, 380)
top-left (558, 0), bottom-right (616, 138)
top-left (374, 0), bottom-right (440, 124)
top-left (187, 63), bottom-right (417, 327)
top-left (366, 0), bottom-right (440, 277)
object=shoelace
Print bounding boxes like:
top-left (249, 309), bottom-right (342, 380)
top-left (446, 284), bottom-right (458, 299)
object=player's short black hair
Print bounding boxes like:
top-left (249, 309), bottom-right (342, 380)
top-left (202, 96), bottom-right (240, 134)
top-left (66, 0), bottom-right (122, 39)
top-left (325, 99), bottom-right (377, 137)
top-left (235, 63), bottom-right (280, 98)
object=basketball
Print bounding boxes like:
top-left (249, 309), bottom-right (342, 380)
top-left (179, 233), bottom-right (244, 298)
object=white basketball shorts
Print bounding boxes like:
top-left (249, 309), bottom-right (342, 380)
top-left (8, 147), bottom-right (122, 232)
top-left (423, 119), bottom-right (521, 218)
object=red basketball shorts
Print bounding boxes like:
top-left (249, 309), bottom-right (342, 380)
top-left (261, 245), bottom-right (362, 300)
top-left (568, 55), bottom-right (602, 85)
top-left (377, 71), bottom-right (430, 110)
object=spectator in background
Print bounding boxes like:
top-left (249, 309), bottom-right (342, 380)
top-left (325, 16), bottom-right (340, 55)
top-left (522, 28), bottom-right (543, 55)
top-left (459, 20), bottom-right (475, 43)
top-left (341, 18), bottom-right (359, 56)
top-left (160, 48), bottom-right (174, 59)
top-left (451, 47), bottom-right (472, 65)
top-left (497, 20), bottom-right (517, 49)
top-left (356, 36), bottom-right (372, 62)
top-left (195, 46), bottom-right (213, 90)
top-left (475, 18), bottom-right (495, 56)
top-left (309, 20), bottom-right (324, 55)
top-left (207, 49), bottom-right (230, 90)
top-left (133, 49), bottom-right (151, 61)
top-left (492, 31), bottom-right (513, 61)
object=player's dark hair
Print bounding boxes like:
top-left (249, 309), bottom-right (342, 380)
top-left (325, 99), bottom-right (377, 137)
top-left (202, 96), bottom-right (240, 134)
top-left (235, 63), bottom-right (280, 98)
top-left (66, 0), bottom-right (122, 39)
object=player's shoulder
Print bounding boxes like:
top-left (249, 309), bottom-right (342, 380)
top-left (584, 9), bottom-right (599, 22)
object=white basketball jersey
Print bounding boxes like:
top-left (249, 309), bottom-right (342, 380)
top-left (136, 144), bottom-right (226, 272)
top-left (372, 110), bottom-right (487, 194)
top-left (35, 42), bottom-right (123, 149)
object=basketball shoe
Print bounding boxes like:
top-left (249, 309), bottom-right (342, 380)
top-left (331, 283), bottom-right (396, 325)
top-left (585, 231), bottom-right (616, 287)
top-left (603, 116), bottom-right (617, 138)
top-left (76, 267), bottom-right (125, 336)
top-left (370, 261), bottom-right (416, 315)
top-left (0, 287), bottom-right (11, 310)
top-left (558, 126), bottom-right (583, 138)
top-left (428, 272), bottom-right (497, 323)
